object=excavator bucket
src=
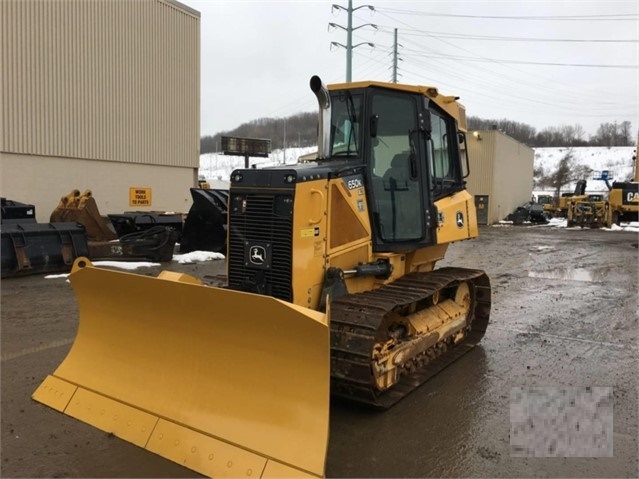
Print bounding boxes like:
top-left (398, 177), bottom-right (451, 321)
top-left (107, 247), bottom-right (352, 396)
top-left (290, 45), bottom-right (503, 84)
top-left (50, 189), bottom-right (118, 241)
top-left (33, 258), bottom-right (330, 478)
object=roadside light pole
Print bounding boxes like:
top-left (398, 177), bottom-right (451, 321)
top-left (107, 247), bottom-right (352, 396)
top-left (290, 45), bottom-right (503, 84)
top-left (330, 1), bottom-right (376, 82)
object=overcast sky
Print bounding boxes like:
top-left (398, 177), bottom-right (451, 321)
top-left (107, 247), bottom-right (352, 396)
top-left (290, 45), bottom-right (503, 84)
top-left (180, 0), bottom-right (638, 139)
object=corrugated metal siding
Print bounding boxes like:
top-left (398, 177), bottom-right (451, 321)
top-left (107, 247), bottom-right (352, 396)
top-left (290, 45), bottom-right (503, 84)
top-left (465, 132), bottom-right (495, 199)
top-left (1, 152), bottom-right (195, 222)
top-left (1, 0), bottom-right (199, 168)
top-left (491, 131), bottom-right (534, 222)
top-left (462, 130), bottom-right (534, 224)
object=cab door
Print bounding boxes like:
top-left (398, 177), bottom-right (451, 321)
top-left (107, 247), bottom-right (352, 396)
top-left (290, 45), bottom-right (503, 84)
top-left (368, 89), bottom-right (433, 250)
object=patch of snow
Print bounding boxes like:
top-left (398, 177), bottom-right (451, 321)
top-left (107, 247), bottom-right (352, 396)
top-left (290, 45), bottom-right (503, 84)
top-left (172, 251), bottom-right (225, 263)
top-left (93, 260), bottom-right (160, 270)
top-left (547, 218), bottom-right (568, 227)
top-left (601, 223), bottom-right (639, 233)
top-left (44, 252), bottom-right (226, 276)
top-left (544, 218), bottom-right (638, 232)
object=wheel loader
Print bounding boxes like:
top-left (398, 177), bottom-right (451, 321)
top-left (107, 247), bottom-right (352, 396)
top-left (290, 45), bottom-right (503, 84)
top-left (32, 76), bottom-right (491, 478)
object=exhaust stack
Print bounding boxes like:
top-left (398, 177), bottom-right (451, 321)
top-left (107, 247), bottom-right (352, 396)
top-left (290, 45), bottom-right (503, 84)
top-left (310, 75), bottom-right (331, 160)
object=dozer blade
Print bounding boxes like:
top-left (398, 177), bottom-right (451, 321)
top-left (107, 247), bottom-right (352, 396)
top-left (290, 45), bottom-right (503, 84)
top-left (33, 258), bottom-right (329, 478)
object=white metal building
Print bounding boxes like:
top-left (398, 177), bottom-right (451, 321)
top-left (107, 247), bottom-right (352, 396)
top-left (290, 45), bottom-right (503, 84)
top-left (465, 129), bottom-right (535, 225)
top-left (1, 0), bottom-right (200, 221)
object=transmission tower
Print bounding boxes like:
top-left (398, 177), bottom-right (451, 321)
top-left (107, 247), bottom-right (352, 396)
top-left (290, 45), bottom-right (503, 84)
top-left (329, 1), bottom-right (377, 82)
top-left (391, 28), bottom-right (403, 83)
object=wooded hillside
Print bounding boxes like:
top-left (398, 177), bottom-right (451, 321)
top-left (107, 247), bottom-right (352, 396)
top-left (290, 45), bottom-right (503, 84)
top-left (200, 113), bottom-right (634, 154)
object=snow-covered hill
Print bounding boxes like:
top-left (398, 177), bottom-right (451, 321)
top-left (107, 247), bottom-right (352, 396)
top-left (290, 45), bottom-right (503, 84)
top-left (198, 145), bottom-right (637, 196)
top-left (198, 147), bottom-right (317, 185)
top-left (529, 146), bottom-right (638, 232)
top-left (199, 145), bottom-right (638, 233)
top-left (533, 146), bottom-right (635, 195)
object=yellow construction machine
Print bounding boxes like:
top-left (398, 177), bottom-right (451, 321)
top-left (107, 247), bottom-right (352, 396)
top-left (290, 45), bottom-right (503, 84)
top-left (554, 180), bottom-right (588, 217)
top-left (543, 180), bottom-right (606, 220)
top-left (605, 139), bottom-right (638, 226)
top-left (566, 193), bottom-right (608, 228)
top-left (33, 76), bottom-right (491, 478)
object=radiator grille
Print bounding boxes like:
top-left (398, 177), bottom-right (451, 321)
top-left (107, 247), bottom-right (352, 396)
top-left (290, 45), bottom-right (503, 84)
top-left (228, 193), bottom-right (294, 302)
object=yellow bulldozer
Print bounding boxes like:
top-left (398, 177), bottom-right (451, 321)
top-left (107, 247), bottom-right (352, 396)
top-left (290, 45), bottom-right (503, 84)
top-left (33, 76), bottom-right (491, 478)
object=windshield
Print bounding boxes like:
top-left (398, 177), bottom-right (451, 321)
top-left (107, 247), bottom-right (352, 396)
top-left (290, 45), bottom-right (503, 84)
top-left (330, 92), bottom-right (363, 158)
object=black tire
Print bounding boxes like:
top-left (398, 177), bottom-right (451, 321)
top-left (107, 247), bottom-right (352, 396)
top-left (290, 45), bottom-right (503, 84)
top-left (613, 211), bottom-right (620, 226)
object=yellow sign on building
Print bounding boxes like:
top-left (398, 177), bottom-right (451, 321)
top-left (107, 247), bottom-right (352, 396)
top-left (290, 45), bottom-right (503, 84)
top-left (129, 187), bottom-right (152, 207)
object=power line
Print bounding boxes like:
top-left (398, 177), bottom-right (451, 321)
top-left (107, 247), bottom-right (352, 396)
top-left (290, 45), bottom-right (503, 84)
top-left (394, 51), bottom-right (636, 114)
top-left (351, 12), bottom-right (636, 119)
top-left (375, 8), bottom-right (639, 21)
top-left (400, 50), bottom-right (637, 69)
top-left (396, 62), bottom-right (636, 123)
top-left (375, 27), bottom-right (637, 43)
top-left (391, 42), bottom-right (638, 113)
top-left (349, 8), bottom-right (636, 130)
top-left (351, 47), bottom-right (395, 81)
top-left (371, 10), bottom-right (636, 101)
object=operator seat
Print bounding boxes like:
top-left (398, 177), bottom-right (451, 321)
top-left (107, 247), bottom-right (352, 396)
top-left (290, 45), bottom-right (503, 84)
top-left (380, 153), bottom-right (420, 240)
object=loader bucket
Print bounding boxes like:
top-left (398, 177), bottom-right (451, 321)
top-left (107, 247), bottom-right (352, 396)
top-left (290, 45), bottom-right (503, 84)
top-left (180, 188), bottom-right (228, 254)
top-left (33, 258), bottom-right (330, 478)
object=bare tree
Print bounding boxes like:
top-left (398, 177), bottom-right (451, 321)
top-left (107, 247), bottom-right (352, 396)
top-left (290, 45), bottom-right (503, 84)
top-left (591, 121), bottom-right (633, 146)
top-left (619, 121), bottom-right (633, 146)
top-left (202, 114), bottom-right (633, 153)
top-left (467, 116), bottom-right (537, 146)
top-left (537, 149), bottom-right (593, 197)
top-left (533, 165), bottom-right (546, 188)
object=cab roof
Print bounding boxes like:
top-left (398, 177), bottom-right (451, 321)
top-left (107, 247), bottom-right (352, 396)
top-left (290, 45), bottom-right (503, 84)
top-left (328, 80), bottom-right (467, 132)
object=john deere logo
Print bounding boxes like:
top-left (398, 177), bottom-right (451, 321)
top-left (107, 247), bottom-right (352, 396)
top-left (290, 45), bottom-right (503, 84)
top-left (250, 246), bottom-right (266, 265)
top-left (456, 211), bottom-right (464, 228)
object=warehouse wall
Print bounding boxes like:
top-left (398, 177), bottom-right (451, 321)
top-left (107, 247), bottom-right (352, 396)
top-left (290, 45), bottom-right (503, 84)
top-left (491, 131), bottom-right (535, 223)
top-left (465, 131), bottom-right (496, 201)
top-left (0, 0), bottom-right (200, 221)
top-left (464, 130), bottom-right (534, 224)
top-left (2, 153), bottom-right (196, 220)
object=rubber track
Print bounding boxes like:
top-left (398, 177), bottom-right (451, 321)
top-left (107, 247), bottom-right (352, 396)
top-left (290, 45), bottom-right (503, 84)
top-left (330, 267), bottom-right (491, 409)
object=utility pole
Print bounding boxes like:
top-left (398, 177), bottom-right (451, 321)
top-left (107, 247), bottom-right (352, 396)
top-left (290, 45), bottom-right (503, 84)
top-left (391, 28), bottom-right (402, 83)
top-left (330, 1), bottom-right (377, 82)
top-left (283, 118), bottom-right (287, 164)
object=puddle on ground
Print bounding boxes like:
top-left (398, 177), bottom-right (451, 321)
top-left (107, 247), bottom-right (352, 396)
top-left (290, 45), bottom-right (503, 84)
top-left (528, 267), bottom-right (608, 282)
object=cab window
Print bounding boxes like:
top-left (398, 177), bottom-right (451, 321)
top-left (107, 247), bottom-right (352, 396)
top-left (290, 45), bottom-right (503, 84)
top-left (428, 109), bottom-right (460, 197)
top-left (369, 92), bottom-right (423, 242)
top-left (330, 92), bottom-right (363, 157)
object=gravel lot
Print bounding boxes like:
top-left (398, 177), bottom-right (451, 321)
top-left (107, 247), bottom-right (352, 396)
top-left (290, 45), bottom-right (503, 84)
top-left (1, 225), bottom-right (637, 478)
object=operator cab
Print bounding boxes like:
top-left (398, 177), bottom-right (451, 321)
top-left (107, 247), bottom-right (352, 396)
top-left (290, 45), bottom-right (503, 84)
top-left (326, 84), bottom-right (467, 252)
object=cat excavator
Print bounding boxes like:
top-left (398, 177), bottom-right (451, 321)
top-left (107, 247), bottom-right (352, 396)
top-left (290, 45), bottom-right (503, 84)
top-left (33, 76), bottom-right (491, 478)
top-left (605, 137), bottom-right (639, 225)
